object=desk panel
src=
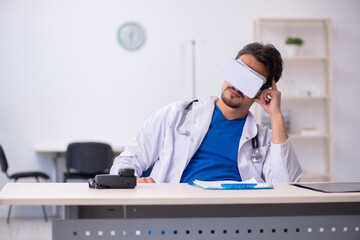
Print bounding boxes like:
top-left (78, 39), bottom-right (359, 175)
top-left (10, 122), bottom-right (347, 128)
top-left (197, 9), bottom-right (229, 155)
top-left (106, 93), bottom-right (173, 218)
top-left (66, 203), bottom-right (360, 219)
top-left (53, 216), bottom-right (360, 240)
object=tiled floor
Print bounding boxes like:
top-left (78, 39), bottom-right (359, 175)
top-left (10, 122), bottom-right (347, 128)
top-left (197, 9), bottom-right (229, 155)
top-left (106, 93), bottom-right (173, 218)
top-left (0, 217), bottom-right (51, 240)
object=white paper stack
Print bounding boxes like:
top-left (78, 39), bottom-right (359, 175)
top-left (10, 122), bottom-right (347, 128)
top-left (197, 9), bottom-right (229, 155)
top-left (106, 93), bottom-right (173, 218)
top-left (192, 178), bottom-right (273, 190)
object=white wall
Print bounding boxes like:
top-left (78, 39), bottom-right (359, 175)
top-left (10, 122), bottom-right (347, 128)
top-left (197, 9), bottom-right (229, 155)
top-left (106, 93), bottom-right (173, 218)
top-left (0, 0), bottom-right (359, 217)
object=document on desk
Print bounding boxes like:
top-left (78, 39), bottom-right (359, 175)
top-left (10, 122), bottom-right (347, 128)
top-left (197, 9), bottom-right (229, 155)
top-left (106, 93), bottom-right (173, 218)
top-left (192, 178), bottom-right (273, 190)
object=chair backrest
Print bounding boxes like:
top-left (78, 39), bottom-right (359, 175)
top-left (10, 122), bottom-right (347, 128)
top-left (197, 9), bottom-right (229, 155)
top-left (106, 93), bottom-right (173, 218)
top-left (0, 145), bottom-right (9, 174)
top-left (66, 142), bottom-right (113, 174)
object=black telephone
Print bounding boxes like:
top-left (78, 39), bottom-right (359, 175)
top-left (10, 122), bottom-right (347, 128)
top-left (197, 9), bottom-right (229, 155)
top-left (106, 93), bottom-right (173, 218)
top-left (88, 168), bottom-right (137, 189)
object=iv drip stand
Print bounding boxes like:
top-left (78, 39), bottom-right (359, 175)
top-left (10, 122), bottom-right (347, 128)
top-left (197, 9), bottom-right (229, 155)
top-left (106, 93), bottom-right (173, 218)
top-left (191, 40), bottom-right (196, 99)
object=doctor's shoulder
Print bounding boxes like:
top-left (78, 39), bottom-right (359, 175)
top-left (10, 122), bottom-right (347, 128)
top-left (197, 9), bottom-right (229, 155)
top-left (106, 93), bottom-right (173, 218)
top-left (145, 100), bottom-right (189, 125)
top-left (149, 97), bottom-right (217, 121)
top-left (157, 98), bottom-right (201, 115)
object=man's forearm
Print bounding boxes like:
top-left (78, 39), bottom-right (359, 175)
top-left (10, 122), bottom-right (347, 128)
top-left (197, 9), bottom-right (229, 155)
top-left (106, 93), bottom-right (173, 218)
top-left (270, 112), bottom-right (289, 144)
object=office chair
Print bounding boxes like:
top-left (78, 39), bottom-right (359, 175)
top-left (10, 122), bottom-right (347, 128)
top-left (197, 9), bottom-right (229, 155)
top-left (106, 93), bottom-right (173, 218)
top-left (0, 145), bottom-right (49, 224)
top-left (64, 142), bottom-right (113, 182)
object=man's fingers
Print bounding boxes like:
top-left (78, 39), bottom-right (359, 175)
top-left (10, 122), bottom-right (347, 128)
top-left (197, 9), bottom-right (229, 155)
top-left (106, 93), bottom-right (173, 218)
top-left (271, 78), bottom-right (277, 90)
top-left (137, 177), bottom-right (155, 183)
top-left (145, 177), bottom-right (155, 183)
top-left (257, 89), bottom-right (272, 104)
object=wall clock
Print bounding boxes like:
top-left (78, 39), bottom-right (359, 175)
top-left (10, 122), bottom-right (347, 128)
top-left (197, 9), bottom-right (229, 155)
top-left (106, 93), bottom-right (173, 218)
top-left (118, 22), bottom-right (145, 51)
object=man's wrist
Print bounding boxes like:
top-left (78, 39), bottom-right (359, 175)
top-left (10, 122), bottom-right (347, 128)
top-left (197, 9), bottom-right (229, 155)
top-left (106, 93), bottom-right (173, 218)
top-left (269, 111), bottom-right (283, 122)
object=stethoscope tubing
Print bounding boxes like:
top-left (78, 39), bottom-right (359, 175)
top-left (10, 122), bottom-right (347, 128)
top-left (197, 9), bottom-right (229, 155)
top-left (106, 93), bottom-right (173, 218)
top-left (176, 100), bottom-right (199, 136)
top-left (176, 99), bottom-right (262, 163)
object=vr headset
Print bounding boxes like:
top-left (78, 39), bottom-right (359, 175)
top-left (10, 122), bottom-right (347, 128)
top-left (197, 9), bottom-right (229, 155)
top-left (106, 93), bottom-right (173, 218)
top-left (218, 57), bottom-right (270, 98)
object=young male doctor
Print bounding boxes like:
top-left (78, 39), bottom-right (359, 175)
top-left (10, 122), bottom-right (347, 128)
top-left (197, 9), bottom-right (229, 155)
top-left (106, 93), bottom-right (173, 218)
top-left (110, 42), bottom-right (302, 184)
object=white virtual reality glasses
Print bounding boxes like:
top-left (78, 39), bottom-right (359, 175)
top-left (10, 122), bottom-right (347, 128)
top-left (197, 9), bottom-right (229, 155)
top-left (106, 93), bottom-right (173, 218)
top-left (218, 57), bottom-right (268, 98)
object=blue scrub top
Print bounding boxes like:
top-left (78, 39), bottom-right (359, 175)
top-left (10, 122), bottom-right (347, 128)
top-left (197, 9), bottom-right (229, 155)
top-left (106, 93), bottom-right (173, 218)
top-left (180, 105), bottom-right (246, 184)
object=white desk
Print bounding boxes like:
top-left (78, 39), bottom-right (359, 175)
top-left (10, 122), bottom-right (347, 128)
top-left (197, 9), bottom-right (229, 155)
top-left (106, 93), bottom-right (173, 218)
top-left (1, 183), bottom-right (360, 240)
top-left (35, 145), bottom-right (124, 182)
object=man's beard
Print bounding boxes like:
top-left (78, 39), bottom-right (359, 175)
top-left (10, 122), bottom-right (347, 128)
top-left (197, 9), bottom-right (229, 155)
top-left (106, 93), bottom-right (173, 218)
top-left (221, 87), bottom-right (244, 109)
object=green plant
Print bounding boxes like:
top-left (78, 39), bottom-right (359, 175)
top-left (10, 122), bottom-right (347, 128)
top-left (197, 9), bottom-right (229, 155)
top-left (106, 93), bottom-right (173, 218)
top-left (285, 37), bottom-right (304, 46)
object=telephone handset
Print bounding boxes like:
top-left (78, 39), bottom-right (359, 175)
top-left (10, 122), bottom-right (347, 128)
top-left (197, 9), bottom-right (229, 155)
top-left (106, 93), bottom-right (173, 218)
top-left (88, 168), bottom-right (137, 189)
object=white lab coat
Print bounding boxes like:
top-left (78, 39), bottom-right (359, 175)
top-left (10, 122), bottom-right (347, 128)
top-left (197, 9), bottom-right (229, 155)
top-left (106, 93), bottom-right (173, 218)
top-left (110, 96), bottom-right (302, 183)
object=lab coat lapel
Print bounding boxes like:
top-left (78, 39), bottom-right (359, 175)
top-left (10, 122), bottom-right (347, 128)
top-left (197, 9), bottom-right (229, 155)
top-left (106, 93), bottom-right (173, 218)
top-left (186, 97), bottom-right (217, 165)
top-left (239, 112), bottom-right (258, 148)
top-left (238, 112), bottom-right (265, 183)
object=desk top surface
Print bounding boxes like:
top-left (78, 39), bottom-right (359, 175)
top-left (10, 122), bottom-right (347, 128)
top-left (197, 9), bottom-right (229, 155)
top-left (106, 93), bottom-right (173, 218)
top-left (1, 183), bottom-right (360, 206)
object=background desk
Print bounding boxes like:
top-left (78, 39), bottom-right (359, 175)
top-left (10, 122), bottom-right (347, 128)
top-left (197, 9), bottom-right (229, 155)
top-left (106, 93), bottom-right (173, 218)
top-left (1, 183), bottom-right (360, 240)
top-left (35, 145), bottom-right (124, 182)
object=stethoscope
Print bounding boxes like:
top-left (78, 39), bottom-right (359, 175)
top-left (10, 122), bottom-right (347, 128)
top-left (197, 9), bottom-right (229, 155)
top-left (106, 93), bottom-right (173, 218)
top-left (176, 99), bottom-right (263, 163)
top-left (249, 133), bottom-right (262, 163)
top-left (176, 99), bottom-right (199, 136)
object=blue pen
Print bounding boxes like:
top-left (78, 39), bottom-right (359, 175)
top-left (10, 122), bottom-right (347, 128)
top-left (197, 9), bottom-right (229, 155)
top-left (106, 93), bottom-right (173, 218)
top-left (220, 183), bottom-right (257, 189)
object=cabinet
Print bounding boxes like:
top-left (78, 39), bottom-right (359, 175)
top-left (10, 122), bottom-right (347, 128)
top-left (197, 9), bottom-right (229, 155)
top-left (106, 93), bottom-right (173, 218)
top-left (253, 19), bottom-right (333, 182)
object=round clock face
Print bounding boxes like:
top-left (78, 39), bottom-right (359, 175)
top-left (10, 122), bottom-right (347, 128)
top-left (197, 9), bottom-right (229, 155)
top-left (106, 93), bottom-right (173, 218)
top-left (118, 22), bottom-right (145, 51)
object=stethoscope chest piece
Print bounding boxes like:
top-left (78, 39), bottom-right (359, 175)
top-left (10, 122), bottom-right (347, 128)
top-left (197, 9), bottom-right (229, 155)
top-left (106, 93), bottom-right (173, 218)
top-left (250, 133), bottom-right (262, 163)
top-left (249, 148), bottom-right (262, 163)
